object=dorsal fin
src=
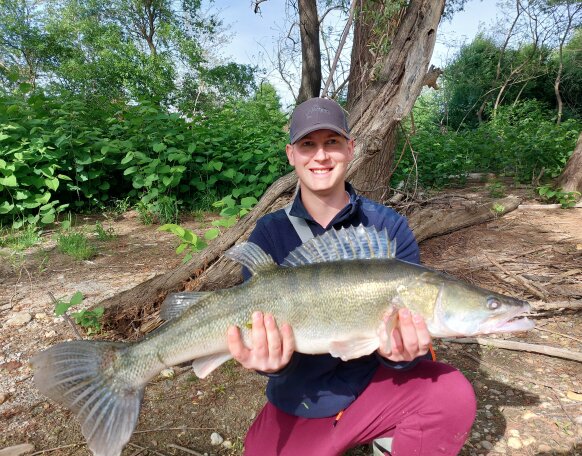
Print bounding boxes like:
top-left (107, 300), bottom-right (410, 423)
top-left (282, 225), bottom-right (396, 267)
top-left (160, 292), bottom-right (210, 320)
top-left (224, 242), bottom-right (277, 275)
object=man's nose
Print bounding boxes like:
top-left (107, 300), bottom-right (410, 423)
top-left (313, 146), bottom-right (328, 160)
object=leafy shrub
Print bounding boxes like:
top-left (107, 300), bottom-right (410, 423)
top-left (0, 84), bottom-right (289, 227)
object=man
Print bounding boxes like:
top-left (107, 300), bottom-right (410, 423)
top-left (227, 98), bottom-right (476, 455)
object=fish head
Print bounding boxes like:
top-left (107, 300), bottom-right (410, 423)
top-left (424, 273), bottom-right (535, 337)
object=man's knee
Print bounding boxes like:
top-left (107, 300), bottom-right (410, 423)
top-left (429, 363), bottom-right (477, 427)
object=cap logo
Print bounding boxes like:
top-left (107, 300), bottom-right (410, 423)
top-left (306, 106), bottom-right (329, 118)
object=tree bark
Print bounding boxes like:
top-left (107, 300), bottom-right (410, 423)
top-left (557, 132), bottom-right (582, 194)
top-left (96, 0), bottom-right (446, 331)
top-left (296, 0), bottom-right (321, 104)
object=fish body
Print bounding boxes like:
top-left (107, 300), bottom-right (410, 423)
top-left (32, 226), bottom-right (533, 456)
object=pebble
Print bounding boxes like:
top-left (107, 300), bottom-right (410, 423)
top-left (5, 312), bottom-right (32, 327)
top-left (44, 330), bottom-right (56, 338)
top-left (480, 441), bottom-right (493, 450)
top-left (537, 444), bottom-right (552, 452)
top-left (507, 437), bottom-right (523, 449)
top-left (0, 444), bottom-right (35, 456)
top-left (508, 429), bottom-right (520, 437)
top-left (222, 440), bottom-right (233, 449)
top-left (34, 312), bottom-right (47, 320)
top-left (159, 368), bottom-right (175, 379)
top-left (522, 435), bottom-right (536, 447)
top-left (575, 415), bottom-right (582, 425)
top-left (210, 432), bottom-right (224, 446)
top-left (0, 392), bottom-right (7, 404)
top-left (522, 411), bottom-right (538, 420)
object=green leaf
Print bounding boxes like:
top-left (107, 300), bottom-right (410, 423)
top-left (54, 301), bottom-right (72, 316)
top-left (93, 307), bottom-right (105, 317)
top-left (70, 291), bottom-right (84, 306)
top-left (41, 212), bottom-right (55, 224)
top-left (0, 174), bottom-right (17, 187)
top-left (240, 196), bottom-right (258, 209)
top-left (124, 166), bottom-right (138, 175)
top-left (45, 177), bottom-right (60, 191)
top-left (121, 152), bottom-right (134, 164)
top-left (0, 134), bottom-right (10, 141)
top-left (204, 228), bottom-right (220, 240)
top-left (176, 243), bottom-right (188, 254)
top-left (0, 201), bottom-right (14, 214)
top-left (153, 142), bottom-right (166, 152)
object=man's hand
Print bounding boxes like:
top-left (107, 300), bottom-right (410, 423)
top-left (377, 308), bottom-right (432, 362)
top-left (227, 311), bottom-right (295, 373)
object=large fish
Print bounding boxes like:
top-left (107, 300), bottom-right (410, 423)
top-left (31, 225), bottom-right (533, 456)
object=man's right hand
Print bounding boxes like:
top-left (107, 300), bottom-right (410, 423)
top-left (227, 311), bottom-right (295, 374)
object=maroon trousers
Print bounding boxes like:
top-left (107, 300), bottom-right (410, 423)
top-left (244, 361), bottom-right (476, 456)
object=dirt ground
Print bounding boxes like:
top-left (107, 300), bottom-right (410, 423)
top-left (1, 184), bottom-right (581, 456)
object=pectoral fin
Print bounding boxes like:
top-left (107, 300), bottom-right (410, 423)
top-left (329, 337), bottom-right (380, 361)
top-left (192, 353), bottom-right (233, 378)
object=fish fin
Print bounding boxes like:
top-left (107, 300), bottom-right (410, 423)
top-left (225, 242), bottom-right (277, 275)
top-left (161, 292), bottom-right (210, 320)
top-left (329, 337), bottom-right (379, 361)
top-left (192, 353), bottom-right (233, 378)
top-left (282, 225), bottom-right (396, 267)
top-left (31, 341), bottom-right (143, 456)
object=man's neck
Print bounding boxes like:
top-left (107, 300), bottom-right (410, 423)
top-left (300, 186), bottom-right (350, 228)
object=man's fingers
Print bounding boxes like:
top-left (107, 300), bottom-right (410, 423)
top-left (279, 323), bottom-right (296, 364)
top-left (398, 309), bottom-right (419, 355)
top-left (413, 313), bottom-right (432, 354)
top-left (264, 313), bottom-right (283, 362)
top-left (250, 311), bottom-right (268, 356)
top-left (227, 325), bottom-right (250, 363)
top-left (390, 326), bottom-right (404, 357)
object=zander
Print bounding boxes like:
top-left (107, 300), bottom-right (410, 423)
top-left (31, 225), bottom-right (533, 456)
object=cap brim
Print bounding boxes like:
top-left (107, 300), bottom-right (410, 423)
top-left (291, 124), bottom-right (350, 144)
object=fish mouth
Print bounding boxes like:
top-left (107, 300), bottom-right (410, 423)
top-left (484, 301), bottom-right (535, 334)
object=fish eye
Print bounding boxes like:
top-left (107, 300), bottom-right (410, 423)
top-left (487, 297), bottom-right (500, 310)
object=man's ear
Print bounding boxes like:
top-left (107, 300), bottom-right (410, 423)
top-left (347, 139), bottom-right (355, 160)
top-left (286, 143), bottom-right (295, 166)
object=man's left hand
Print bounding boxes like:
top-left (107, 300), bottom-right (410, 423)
top-left (377, 308), bottom-right (432, 362)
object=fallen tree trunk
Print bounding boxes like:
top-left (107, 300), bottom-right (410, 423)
top-left (95, 0), bottom-right (446, 331)
top-left (408, 195), bottom-right (521, 242)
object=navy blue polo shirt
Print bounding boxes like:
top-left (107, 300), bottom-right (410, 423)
top-left (244, 183), bottom-right (424, 418)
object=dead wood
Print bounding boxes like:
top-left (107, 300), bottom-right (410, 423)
top-left (446, 337), bottom-right (582, 363)
top-left (408, 195), bottom-right (521, 243)
top-left (95, 0), bottom-right (446, 329)
top-left (485, 253), bottom-right (548, 301)
top-left (530, 300), bottom-right (582, 311)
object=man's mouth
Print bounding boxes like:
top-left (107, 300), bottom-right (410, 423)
top-left (310, 168), bottom-right (333, 174)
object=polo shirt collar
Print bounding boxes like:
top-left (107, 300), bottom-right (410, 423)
top-left (288, 182), bottom-right (360, 228)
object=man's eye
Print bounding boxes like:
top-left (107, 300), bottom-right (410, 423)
top-left (327, 139), bottom-right (338, 144)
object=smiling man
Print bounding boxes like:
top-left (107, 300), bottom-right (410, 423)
top-left (227, 97), bottom-right (476, 456)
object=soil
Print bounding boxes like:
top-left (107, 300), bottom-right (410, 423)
top-left (1, 184), bottom-right (581, 456)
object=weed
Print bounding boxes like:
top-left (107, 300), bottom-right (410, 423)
top-left (490, 203), bottom-right (505, 217)
top-left (57, 231), bottom-right (97, 260)
top-left (54, 291), bottom-right (104, 335)
top-left (136, 201), bottom-right (155, 225)
top-left (158, 223), bottom-right (217, 263)
top-left (153, 195), bottom-right (181, 224)
top-left (0, 225), bottom-right (41, 251)
top-left (94, 221), bottom-right (116, 240)
top-left (537, 185), bottom-right (580, 208)
top-left (486, 180), bottom-right (506, 198)
top-left (112, 197), bottom-right (132, 215)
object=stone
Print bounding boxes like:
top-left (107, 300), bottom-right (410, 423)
top-left (222, 440), bottom-right (233, 449)
top-left (44, 330), bottom-right (56, 338)
top-left (522, 411), bottom-right (538, 420)
top-left (522, 435), bottom-right (536, 447)
top-left (159, 368), bottom-right (175, 379)
top-left (0, 392), bottom-right (8, 404)
top-left (537, 444), bottom-right (552, 452)
top-left (507, 437), bottom-right (522, 450)
top-left (508, 429), bottom-right (520, 437)
top-left (0, 444), bottom-right (35, 456)
top-left (480, 441), bottom-right (493, 450)
top-left (210, 432), bottom-right (224, 446)
top-left (5, 312), bottom-right (32, 327)
top-left (34, 312), bottom-right (47, 320)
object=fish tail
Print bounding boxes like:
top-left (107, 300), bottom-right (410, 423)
top-left (31, 340), bottom-right (143, 456)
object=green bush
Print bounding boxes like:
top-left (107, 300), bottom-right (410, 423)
top-left (393, 99), bottom-right (580, 189)
top-left (0, 84), bottom-right (290, 227)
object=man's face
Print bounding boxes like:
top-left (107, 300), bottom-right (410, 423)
top-left (286, 129), bottom-right (355, 198)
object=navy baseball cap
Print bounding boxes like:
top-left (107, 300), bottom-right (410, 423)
top-left (289, 98), bottom-right (350, 144)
